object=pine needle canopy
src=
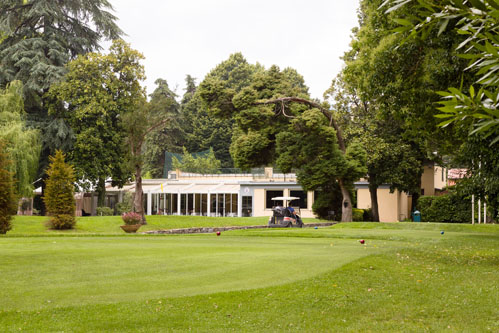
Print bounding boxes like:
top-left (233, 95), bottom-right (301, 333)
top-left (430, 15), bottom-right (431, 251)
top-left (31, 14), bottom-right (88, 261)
top-left (0, 0), bottom-right (123, 93)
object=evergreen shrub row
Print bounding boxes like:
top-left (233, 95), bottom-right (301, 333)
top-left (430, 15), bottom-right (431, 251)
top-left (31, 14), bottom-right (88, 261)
top-left (417, 190), bottom-right (471, 223)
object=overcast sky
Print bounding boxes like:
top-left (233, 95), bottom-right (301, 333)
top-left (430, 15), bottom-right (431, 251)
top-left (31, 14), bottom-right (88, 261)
top-left (108, 0), bottom-right (360, 100)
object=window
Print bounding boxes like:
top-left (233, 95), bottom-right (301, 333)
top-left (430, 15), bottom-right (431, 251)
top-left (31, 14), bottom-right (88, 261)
top-left (290, 190), bottom-right (307, 209)
top-left (242, 196), bottom-right (252, 217)
top-left (266, 190), bottom-right (283, 209)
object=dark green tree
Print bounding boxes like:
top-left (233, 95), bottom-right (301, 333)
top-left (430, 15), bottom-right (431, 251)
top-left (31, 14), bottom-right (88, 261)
top-left (200, 62), bottom-right (366, 222)
top-left (0, 140), bottom-right (17, 234)
top-left (0, 0), bottom-right (122, 213)
top-left (182, 53), bottom-right (261, 168)
top-left (172, 147), bottom-right (222, 174)
top-left (48, 40), bottom-right (144, 206)
top-left (44, 150), bottom-right (76, 230)
top-left (337, 0), bottom-right (471, 218)
top-left (142, 78), bottom-right (182, 178)
top-left (384, 0), bottom-right (499, 219)
top-left (383, 0), bottom-right (499, 145)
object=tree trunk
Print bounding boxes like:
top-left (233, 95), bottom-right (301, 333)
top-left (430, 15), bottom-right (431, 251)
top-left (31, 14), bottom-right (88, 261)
top-left (40, 179), bottom-right (47, 216)
top-left (411, 176), bottom-right (422, 213)
top-left (134, 164), bottom-right (147, 224)
top-left (411, 191), bottom-right (420, 213)
top-left (339, 180), bottom-right (353, 222)
top-left (97, 177), bottom-right (106, 207)
top-left (368, 182), bottom-right (380, 222)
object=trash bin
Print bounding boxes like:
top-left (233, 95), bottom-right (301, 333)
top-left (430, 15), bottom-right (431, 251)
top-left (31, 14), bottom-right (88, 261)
top-left (412, 210), bottom-right (421, 222)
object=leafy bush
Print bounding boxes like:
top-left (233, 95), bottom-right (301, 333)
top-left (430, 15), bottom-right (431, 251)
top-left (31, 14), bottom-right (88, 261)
top-left (44, 150), bottom-right (76, 230)
top-left (121, 212), bottom-right (142, 225)
top-left (46, 214), bottom-right (76, 230)
top-left (96, 206), bottom-right (114, 216)
top-left (0, 141), bottom-right (17, 234)
top-left (116, 192), bottom-right (133, 215)
top-left (352, 208), bottom-right (365, 222)
top-left (311, 186), bottom-right (343, 220)
top-left (172, 147), bottom-right (221, 174)
top-left (363, 208), bottom-right (373, 222)
top-left (417, 190), bottom-right (471, 223)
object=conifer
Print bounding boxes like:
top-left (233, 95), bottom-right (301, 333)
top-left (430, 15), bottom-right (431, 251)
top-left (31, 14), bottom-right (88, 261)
top-left (44, 150), bottom-right (76, 229)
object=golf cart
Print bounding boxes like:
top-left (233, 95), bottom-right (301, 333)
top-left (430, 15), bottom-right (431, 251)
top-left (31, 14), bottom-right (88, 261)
top-left (268, 196), bottom-right (304, 228)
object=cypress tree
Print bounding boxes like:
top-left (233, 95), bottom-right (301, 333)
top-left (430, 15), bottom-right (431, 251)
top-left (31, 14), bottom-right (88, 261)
top-left (0, 140), bottom-right (17, 234)
top-left (44, 150), bottom-right (76, 229)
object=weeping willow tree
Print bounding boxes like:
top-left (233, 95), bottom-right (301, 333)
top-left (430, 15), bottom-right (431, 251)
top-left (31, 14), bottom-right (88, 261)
top-left (0, 81), bottom-right (41, 197)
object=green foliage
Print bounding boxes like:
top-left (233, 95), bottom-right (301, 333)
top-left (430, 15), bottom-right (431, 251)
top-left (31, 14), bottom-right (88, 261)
top-left (0, 0), bottom-right (123, 193)
top-left (352, 208), bottom-right (365, 222)
top-left (44, 150), bottom-right (76, 229)
top-left (142, 79), bottom-right (182, 178)
top-left (0, 81), bottom-right (40, 197)
top-left (312, 188), bottom-right (343, 220)
top-left (115, 192), bottom-right (133, 216)
top-left (199, 56), bottom-right (366, 221)
top-left (172, 147), bottom-right (221, 174)
top-left (187, 53), bottom-right (262, 168)
top-left (384, 0), bottom-right (499, 145)
top-left (277, 110), bottom-right (366, 195)
top-left (48, 40), bottom-right (145, 205)
top-left (452, 134), bottom-right (499, 219)
top-left (96, 207), bottom-right (114, 216)
top-left (417, 191), bottom-right (471, 223)
top-left (0, 0), bottom-right (122, 94)
top-left (0, 140), bottom-right (17, 234)
top-left (335, 0), bottom-right (471, 220)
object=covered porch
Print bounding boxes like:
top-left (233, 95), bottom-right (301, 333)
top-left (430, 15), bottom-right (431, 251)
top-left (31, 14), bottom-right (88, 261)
top-left (146, 182), bottom-right (241, 217)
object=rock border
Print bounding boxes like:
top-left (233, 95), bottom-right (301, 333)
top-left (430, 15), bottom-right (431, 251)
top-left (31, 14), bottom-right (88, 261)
top-left (141, 222), bottom-right (336, 235)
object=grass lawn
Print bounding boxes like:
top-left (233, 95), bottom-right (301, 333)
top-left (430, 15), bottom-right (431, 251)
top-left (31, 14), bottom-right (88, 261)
top-left (0, 220), bottom-right (498, 331)
top-left (9, 215), bottom-right (330, 236)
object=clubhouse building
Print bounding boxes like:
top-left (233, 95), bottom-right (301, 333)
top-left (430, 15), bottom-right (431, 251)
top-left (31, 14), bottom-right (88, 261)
top-left (75, 165), bottom-right (447, 222)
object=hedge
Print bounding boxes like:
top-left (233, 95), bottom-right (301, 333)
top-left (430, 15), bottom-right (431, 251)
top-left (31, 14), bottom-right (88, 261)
top-left (417, 191), bottom-right (471, 223)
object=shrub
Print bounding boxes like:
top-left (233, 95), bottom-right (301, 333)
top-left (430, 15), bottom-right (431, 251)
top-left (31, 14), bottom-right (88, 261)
top-left (312, 186), bottom-right (343, 220)
top-left (352, 208), bottom-right (365, 222)
top-left (44, 150), bottom-right (76, 230)
top-left (417, 190), bottom-right (471, 223)
top-left (116, 192), bottom-right (133, 215)
top-left (46, 214), bottom-right (76, 230)
top-left (121, 212), bottom-right (142, 225)
top-left (0, 141), bottom-right (17, 234)
top-left (96, 206), bottom-right (114, 216)
top-left (363, 208), bottom-right (373, 222)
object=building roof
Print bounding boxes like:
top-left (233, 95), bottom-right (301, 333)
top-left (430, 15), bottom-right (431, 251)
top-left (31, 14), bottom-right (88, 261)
top-left (448, 168), bottom-right (468, 179)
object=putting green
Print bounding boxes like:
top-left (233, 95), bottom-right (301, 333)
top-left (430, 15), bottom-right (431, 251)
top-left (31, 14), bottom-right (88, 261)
top-left (0, 233), bottom-right (387, 311)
